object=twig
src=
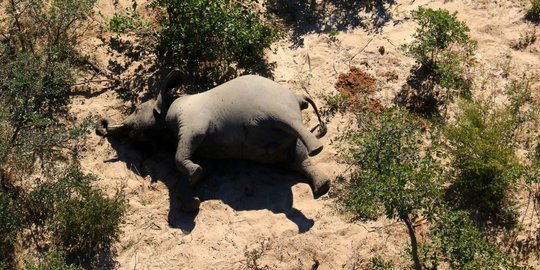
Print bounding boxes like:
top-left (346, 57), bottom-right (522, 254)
top-left (69, 79), bottom-right (114, 87)
top-left (383, 37), bottom-right (398, 48)
top-left (307, 53), bottom-right (312, 73)
top-left (349, 38), bottom-right (374, 63)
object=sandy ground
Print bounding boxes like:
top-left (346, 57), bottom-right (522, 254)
top-left (67, 0), bottom-right (539, 268)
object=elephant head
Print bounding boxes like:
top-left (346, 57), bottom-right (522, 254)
top-left (96, 70), bottom-right (181, 141)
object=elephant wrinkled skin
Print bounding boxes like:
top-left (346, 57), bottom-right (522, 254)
top-left (97, 73), bottom-right (331, 212)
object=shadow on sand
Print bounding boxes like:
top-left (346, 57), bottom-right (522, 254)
top-left (104, 137), bottom-right (315, 234)
top-left (268, 0), bottom-right (395, 47)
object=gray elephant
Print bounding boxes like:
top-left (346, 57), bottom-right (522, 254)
top-left (97, 72), bottom-right (331, 211)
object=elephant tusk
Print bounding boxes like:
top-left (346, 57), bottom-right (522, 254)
top-left (107, 124), bottom-right (125, 129)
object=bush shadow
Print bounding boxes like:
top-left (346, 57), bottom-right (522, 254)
top-left (103, 138), bottom-right (315, 234)
top-left (268, 0), bottom-right (395, 47)
top-left (103, 34), bottom-right (276, 106)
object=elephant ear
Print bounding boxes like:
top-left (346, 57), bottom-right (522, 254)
top-left (154, 69), bottom-right (182, 116)
top-left (164, 69), bottom-right (182, 91)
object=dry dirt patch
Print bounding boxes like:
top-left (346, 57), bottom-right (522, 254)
top-left (335, 66), bottom-right (382, 113)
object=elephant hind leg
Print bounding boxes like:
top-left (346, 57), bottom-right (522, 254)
top-left (276, 118), bottom-right (323, 157)
top-left (300, 159), bottom-right (330, 198)
top-left (291, 141), bottom-right (330, 198)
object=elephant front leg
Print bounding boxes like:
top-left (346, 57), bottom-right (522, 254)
top-left (172, 176), bottom-right (201, 212)
top-left (175, 133), bottom-right (205, 186)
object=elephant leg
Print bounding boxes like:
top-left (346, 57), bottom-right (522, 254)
top-left (276, 116), bottom-right (323, 156)
top-left (173, 181), bottom-right (201, 212)
top-left (175, 131), bottom-right (206, 186)
top-left (290, 140), bottom-right (330, 198)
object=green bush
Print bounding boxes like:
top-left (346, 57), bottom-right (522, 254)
top-left (21, 166), bottom-right (126, 260)
top-left (0, 0), bottom-right (97, 172)
top-left (0, 1), bottom-right (126, 267)
top-left (344, 108), bottom-right (443, 269)
top-left (108, 1), bottom-right (149, 34)
top-left (152, 0), bottom-right (276, 84)
top-left (370, 255), bottom-right (396, 270)
top-left (25, 250), bottom-right (82, 270)
top-left (420, 210), bottom-right (518, 269)
top-left (445, 99), bottom-right (521, 226)
top-left (345, 108), bottom-right (442, 221)
top-left (400, 8), bottom-right (477, 115)
top-left (526, 0), bottom-right (540, 22)
top-left (0, 189), bottom-right (21, 263)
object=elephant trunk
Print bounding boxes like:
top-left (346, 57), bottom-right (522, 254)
top-left (96, 117), bottom-right (127, 137)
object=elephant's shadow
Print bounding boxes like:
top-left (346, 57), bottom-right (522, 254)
top-left (104, 137), bottom-right (315, 233)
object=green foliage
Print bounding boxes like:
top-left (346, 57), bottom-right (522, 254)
top-left (343, 108), bottom-right (444, 269)
top-left (152, 0), bottom-right (276, 84)
top-left (445, 99), bottom-right (521, 226)
top-left (0, 1), bottom-right (126, 267)
top-left (0, 0), bottom-right (97, 172)
top-left (370, 255), bottom-right (396, 269)
top-left (344, 108), bottom-right (442, 221)
top-left (420, 210), bottom-right (519, 269)
top-left (4, 0), bottom-right (97, 57)
top-left (320, 92), bottom-right (348, 116)
top-left (21, 166), bottom-right (126, 259)
top-left (400, 8), bottom-right (477, 114)
top-left (108, 2), bottom-right (149, 34)
top-left (25, 250), bottom-right (83, 270)
top-left (0, 189), bottom-right (21, 262)
top-left (526, 0), bottom-right (540, 23)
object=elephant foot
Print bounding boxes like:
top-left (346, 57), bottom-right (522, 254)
top-left (187, 164), bottom-right (203, 186)
top-left (308, 144), bottom-right (323, 157)
top-left (311, 177), bottom-right (330, 199)
top-left (180, 196), bottom-right (201, 212)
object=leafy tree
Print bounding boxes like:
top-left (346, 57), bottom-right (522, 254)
top-left (152, 0), bottom-right (276, 84)
top-left (344, 108), bottom-right (443, 270)
top-left (400, 8), bottom-right (477, 115)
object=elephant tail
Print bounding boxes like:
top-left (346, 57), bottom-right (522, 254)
top-left (298, 95), bottom-right (327, 138)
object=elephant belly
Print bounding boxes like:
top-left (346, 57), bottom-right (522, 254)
top-left (195, 125), bottom-right (297, 164)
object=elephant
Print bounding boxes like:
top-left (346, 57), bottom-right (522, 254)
top-left (97, 72), bottom-right (331, 211)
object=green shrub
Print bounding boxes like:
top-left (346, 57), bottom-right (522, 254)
top-left (344, 108), bottom-right (443, 269)
top-left (320, 92), bottom-right (348, 116)
top-left (21, 166), bottom-right (126, 260)
top-left (420, 210), bottom-right (518, 269)
top-left (25, 250), bottom-right (83, 270)
top-left (400, 8), bottom-right (477, 115)
top-left (4, 0), bottom-right (97, 59)
top-left (0, 2), bottom-right (126, 266)
top-left (445, 99), bottom-right (521, 226)
top-left (152, 0), bottom-right (276, 84)
top-left (526, 0), bottom-right (540, 22)
top-left (370, 255), bottom-right (396, 270)
top-left (0, 189), bottom-right (21, 263)
top-left (108, 1), bottom-right (149, 34)
top-left (0, 0), bottom-right (97, 172)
